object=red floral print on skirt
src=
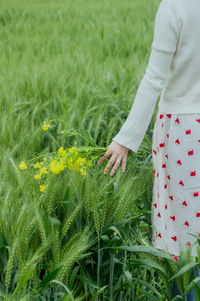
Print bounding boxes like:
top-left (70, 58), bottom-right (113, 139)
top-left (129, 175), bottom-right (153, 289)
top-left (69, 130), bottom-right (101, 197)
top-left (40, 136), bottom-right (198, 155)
top-left (151, 110), bottom-right (200, 257)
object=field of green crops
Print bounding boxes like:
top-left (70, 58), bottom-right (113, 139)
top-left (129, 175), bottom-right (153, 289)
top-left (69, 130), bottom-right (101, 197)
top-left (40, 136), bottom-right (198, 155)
top-left (1, 0), bottom-right (200, 300)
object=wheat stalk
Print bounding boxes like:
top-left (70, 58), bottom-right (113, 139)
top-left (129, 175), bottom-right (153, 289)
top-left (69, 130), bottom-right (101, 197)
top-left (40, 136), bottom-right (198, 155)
top-left (5, 240), bottom-right (18, 289)
top-left (91, 191), bottom-right (100, 233)
top-left (61, 203), bottom-right (81, 239)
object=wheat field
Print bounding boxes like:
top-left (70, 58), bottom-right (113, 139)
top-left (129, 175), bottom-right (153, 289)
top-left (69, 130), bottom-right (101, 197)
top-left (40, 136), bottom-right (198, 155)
top-left (0, 0), bottom-right (199, 300)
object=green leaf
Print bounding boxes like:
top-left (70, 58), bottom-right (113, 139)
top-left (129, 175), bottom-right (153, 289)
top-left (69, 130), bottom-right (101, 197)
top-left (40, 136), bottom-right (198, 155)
top-left (101, 235), bottom-right (110, 241)
top-left (137, 287), bottom-right (160, 301)
top-left (185, 276), bottom-right (200, 294)
top-left (108, 226), bottom-right (122, 239)
top-left (73, 275), bottom-right (99, 289)
top-left (11, 262), bottom-right (38, 298)
top-left (50, 280), bottom-right (75, 301)
top-left (109, 245), bottom-right (174, 260)
top-left (139, 279), bottom-right (162, 297)
top-left (124, 270), bottom-right (132, 285)
top-left (35, 266), bottom-right (62, 290)
top-left (131, 258), bottom-right (167, 276)
top-left (169, 262), bottom-right (198, 280)
top-left (194, 282), bottom-right (200, 299)
top-left (49, 217), bottom-right (61, 225)
top-left (86, 130), bottom-right (96, 146)
top-left (89, 285), bottom-right (108, 301)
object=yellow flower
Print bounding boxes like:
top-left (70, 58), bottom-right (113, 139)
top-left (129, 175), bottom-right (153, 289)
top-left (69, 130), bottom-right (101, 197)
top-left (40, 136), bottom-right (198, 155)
top-left (68, 146), bottom-right (76, 153)
top-left (34, 174), bottom-right (41, 180)
top-left (66, 156), bottom-right (87, 173)
top-left (85, 160), bottom-right (92, 167)
top-left (66, 158), bottom-right (75, 170)
top-left (74, 158), bottom-right (83, 171)
top-left (34, 162), bottom-right (41, 169)
top-left (113, 232), bottom-right (117, 236)
top-left (50, 159), bottom-right (66, 174)
top-left (42, 121), bottom-right (51, 131)
top-left (58, 146), bottom-right (67, 157)
top-left (39, 167), bottom-right (48, 175)
top-left (40, 184), bottom-right (47, 192)
top-left (19, 161), bottom-right (28, 170)
top-left (75, 157), bottom-right (85, 167)
top-left (80, 167), bottom-right (87, 176)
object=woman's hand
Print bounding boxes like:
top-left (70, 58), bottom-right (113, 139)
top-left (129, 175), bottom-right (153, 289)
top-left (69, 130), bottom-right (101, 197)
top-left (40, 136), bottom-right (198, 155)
top-left (98, 141), bottom-right (130, 176)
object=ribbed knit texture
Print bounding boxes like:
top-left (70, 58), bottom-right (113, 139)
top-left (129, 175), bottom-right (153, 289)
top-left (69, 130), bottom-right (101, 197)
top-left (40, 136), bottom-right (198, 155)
top-left (112, 0), bottom-right (200, 153)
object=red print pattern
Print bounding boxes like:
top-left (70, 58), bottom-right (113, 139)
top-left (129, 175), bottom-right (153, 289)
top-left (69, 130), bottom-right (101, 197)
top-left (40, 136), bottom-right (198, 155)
top-left (151, 111), bottom-right (200, 257)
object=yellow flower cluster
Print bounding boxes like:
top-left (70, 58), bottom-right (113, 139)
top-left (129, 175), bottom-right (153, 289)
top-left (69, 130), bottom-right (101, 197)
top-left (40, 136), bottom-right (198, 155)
top-left (19, 161), bottom-right (28, 170)
top-left (80, 168), bottom-right (87, 176)
top-left (34, 174), bottom-right (41, 180)
top-left (50, 158), bottom-right (66, 174)
top-left (67, 157), bottom-right (83, 171)
top-left (42, 121), bottom-right (51, 131)
top-left (58, 146), bottom-right (67, 157)
top-left (66, 156), bottom-right (92, 176)
top-left (85, 160), bottom-right (92, 167)
top-left (34, 162), bottom-right (41, 169)
top-left (40, 184), bottom-right (47, 192)
top-left (33, 161), bottom-right (48, 179)
top-left (19, 143), bottom-right (95, 194)
top-left (34, 161), bottom-right (48, 192)
top-left (40, 167), bottom-right (48, 175)
top-left (54, 146), bottom-right (92, 176)
top-left (68, 147), bottom-right (76, 153)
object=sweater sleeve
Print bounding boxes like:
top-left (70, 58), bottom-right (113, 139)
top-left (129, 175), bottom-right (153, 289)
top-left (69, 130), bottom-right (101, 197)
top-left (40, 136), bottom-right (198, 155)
top-left (112, 4), bottom-right (181, 153)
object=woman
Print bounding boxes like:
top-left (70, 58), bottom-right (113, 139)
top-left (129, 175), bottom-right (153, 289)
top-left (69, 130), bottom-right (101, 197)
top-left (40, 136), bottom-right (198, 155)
top-left (98, 0), bottom-right (200, 298)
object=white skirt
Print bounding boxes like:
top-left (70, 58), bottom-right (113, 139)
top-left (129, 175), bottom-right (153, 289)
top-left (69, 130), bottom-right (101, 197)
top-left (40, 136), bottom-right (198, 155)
top-left (151, 109), bottom-right (200, 257)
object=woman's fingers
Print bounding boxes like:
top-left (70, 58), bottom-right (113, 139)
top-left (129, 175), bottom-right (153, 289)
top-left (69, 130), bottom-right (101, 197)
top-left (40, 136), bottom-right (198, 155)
top-left (103, 154), bottom-right (117, 175)
top-left (98, 149), bottom-right (112, 165)
top-left (98, 141), bottom-right (129, 176)
top-left (121, 153), bottom-right (128, 172)
top-left (110, 157), bottom-right (122, 176)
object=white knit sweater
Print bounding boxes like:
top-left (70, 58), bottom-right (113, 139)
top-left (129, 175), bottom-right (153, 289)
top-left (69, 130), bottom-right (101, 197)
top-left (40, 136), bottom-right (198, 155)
top-left (112, 0), bottom-right (200, 153)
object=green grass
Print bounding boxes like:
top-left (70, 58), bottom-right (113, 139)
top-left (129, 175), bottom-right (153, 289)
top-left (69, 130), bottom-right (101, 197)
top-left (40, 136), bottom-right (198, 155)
top-left (2, 0), bottom-right (199, 300)
top-left (0, 0), bottom-right (159, 158)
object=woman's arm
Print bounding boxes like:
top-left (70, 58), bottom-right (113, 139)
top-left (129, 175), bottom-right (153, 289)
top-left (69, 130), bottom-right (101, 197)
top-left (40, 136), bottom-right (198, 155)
top-left (112, 4), bottom-right (181, 153)
top-left (99, 0), bottom-right (181, 175)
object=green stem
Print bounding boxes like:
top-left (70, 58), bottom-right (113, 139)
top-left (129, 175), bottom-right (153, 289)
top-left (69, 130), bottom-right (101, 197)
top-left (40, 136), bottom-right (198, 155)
top-left (97, 231), bottom-right (101, 301)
